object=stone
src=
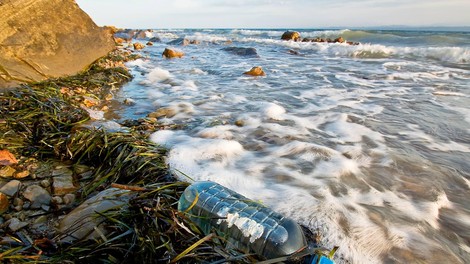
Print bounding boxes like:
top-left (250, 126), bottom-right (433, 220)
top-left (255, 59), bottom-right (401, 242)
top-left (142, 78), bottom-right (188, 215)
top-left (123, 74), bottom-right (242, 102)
top-left (40, 179), bottom-right (51, 188)
top-left (52, 166), bottom-right (73, 177)
top-left (148, 37), bottom-right (161, 43)
top-left (51, 196), bottom-right (63, 205)
top-left (167, 38), bottom-right (200, 46)
top-left (243, 66), bottom-right (266, 77)
top-left (0, 166), bottom-right (16, 178)
top-left (148, 107), bottom-right (177, 119)
top-left (53, 175), bottom-right (77, 196)
top-left (335, 37), bottom-right (345, 43)
top-left (23, 185), bottom-right (51, 209)
top-left (14, 170), bottom-right (30, 179)
top-left (162, 48), bottom-right (184, 59)
top-left (133, 42), bottom-right (145, 50)
top-left (281, 31), bottom-right (301, 41)
top-left (123, 98), bottom-right (136, 105)
top-left (63, 193), bottom-right (76, 205)
top-left (0, 193), bottom-right (9, 214)
top-left (222, 47), bottom-right (259, 57)
top-left (0, 0), bottom-right (115, 88)
top-left (58, 188), bottom-right (132, 243)
top-left (0, 149), bottom-right (18, 165)
top-left (7, 218), bottom-right (28, 232)
top-left (0, 180), bottom-right (21, 196)
top-left (146, 42), bottom-right (153, 46)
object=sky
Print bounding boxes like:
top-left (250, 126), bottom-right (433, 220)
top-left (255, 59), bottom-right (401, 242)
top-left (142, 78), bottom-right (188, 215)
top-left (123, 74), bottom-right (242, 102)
top-left (76, 0), bottom-right (470, 29)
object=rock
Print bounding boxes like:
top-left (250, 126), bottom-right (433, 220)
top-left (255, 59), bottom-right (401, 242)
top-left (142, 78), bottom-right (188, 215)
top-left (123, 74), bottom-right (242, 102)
top-left (114, 37), bottom-right (126, 45)
top-left (51, 196), bottom-right (63, 205)
top-left (58, 188), bottom-right (132, 243)
top-left (162, 48), bottom-right (184, 59)
top-left (0, 166), bottom-right (16, 178)
top-left (63, 193), bottom-right (76, 205)
top-left (0, 193), bottom-right (9, 214)
top-left (53, 175), bottom-right (77, 196)
top-left (133, 42), bottom-right (145, 50)
top-left (23, 185), bottom-right (51, 209)
top-left (288, 49), bottom-right (300, 55)
top-left (14, 170), bottom-right (30, 179)
top-left (167, 38), bottom-right (200, 46)
top-left (0, 0), bottom-right (115, 88)
top-left (222, 47), bottom-right (259, 57)
top-left (335, 37), bottom-right (345, 43)
top-left (123, 98), bottom-right (136, 105)
top-left (134, 30), bottom-right (150, 39)
top-left (243, 66), bottom-right (266, 77)
top-left (235, 120), bottom-right (245, 127)
top-left (0, 149), bottom-right (18, 165)
top-left (148, 37), bottom-right (161, 43)
top-left (148, 107), bottom-right (177, 119)
top-left (0, 180), bottom-right (21, 196)
top-left (7, 218), bottom-right (28, 232)
top-left (146, 42), bottom-right (153, 46)
top-left (281, 31), bottom-right (301, 41)
top-left (40, 179), bottom-right (51, 188)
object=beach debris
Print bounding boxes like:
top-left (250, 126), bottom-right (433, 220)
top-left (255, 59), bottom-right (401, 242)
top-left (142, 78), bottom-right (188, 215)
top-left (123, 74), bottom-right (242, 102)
top-left (133, 42), bottom-right (145, 50)
top-left (281, 31), bottom-right (302, 41)
top-left (222, 46), bottom-right (259, 57)
top-left (244, 66), bottom-right (266, 76)
top-left (162, 48), bottom-right (185, 59)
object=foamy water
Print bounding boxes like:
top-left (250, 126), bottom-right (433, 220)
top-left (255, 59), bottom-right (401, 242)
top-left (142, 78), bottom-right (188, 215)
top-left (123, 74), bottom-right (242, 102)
top-left (109, 29), bottom-right (470, 263)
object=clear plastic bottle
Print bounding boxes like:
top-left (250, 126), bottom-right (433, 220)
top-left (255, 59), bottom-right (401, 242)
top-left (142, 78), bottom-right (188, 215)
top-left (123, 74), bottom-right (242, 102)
top-left (178, 181), bottom-right (307, 259)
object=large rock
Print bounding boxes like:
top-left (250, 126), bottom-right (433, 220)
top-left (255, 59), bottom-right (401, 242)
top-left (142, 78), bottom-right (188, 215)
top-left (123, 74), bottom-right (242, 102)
top-left (162, 48), bottom-right (184, 59)
top-left (281, 31), bottom-right (301, 41)
top-left (0, 0), bottom-right (115, 88)
top-left (222, 47), bottom-right (259, 57)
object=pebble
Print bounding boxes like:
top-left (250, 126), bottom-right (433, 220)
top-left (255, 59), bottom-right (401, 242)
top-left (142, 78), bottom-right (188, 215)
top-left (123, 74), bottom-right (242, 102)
top-left (51, 196), bottom-right (63, 205)
top-left (63, 193), bottom-right (76, 205)
top-left (0, 179), bottom-right (21, 196)
top-left (0, 193), bottom-right (9, 214)
top-left (7, 218), bottom-right (28, 232)
top-left (23, 185), bottom-right (52, 209)
top-left (40, 179), bottom-right (51, 188)
top-left (0, 166), bottom-right (16, 178)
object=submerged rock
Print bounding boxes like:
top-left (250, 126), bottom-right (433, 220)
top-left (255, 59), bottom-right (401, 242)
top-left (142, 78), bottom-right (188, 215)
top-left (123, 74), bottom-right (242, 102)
top-left (222, 47), bottom-right (259, 57)
top-left (58, 188), bottom-right (132, 243)
top-left (244, 66), bottom-right (266, 76)
top-left (168, 38), bottom-right (200, 46)
top-left (162, 48), bottom-right (184, 59)
top-left (281, 31), bottom-right (301, 41)
top-left (0, 0), bottom-right (115, 88)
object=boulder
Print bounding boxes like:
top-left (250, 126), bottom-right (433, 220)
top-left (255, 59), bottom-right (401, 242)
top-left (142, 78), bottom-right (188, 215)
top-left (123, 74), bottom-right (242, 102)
top-left (281, 31), bottom-right (301, 41)
top-left (222, 47), bottom-right (259, 57)
top-left (162, 48), bottom-right (184, 59)
top-left (244, 66), bottom-right (266, 77)
top-left (0, 0), bottom-right (115, 88)
top-left (133, 42), bottom-right (145, 50)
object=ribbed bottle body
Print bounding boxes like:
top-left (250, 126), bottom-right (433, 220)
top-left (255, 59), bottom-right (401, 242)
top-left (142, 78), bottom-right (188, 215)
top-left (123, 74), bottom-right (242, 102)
top-left (178, 181), bottom-right (307, 259)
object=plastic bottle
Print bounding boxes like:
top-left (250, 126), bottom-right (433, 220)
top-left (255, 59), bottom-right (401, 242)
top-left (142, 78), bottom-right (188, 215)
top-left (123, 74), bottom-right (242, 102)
top-left (178, 181), bottom-right (307, 259)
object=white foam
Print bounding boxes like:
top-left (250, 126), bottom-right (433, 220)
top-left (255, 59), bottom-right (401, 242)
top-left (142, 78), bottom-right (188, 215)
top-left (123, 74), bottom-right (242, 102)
top-left (260, 102), bottom-right (286, 120)
top-left (147, 67), bottom-right (172, 83)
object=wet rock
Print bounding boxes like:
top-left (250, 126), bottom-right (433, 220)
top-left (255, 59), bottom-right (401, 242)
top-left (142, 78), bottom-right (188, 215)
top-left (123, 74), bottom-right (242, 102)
top-left (281, 31), bottom-right (301, 41)
top-left (7, 218), bottom-right (28, 232)
top-left (0, 193), bottom-right (9, 214)
top-left (168, 37), bottom-right (200, 46)
top-left (23, 185), bottom-right (51, 209)
top-left (114, 37), bottom-right (126, 45)
top-left (134, 30), bottom-right (151, 39)
top-left (0, 166), bottom-right (16, 178)
top-left (243, 66), bottom-right (266, 76)
top-left (235, 120), bottom-right (245, 127)
top-left (133, 42), bottom-right (145, 50)
top-left (0, 180), bottom-right (21, 196)
top-left (162, 48), bottom-right (184, 59)
top-left (222, 47), bottom-right (259, 57)
top-left (149, 37), bottom-right (161, 43)
top-left (148, 107), bottom-right (177, 119)
top-left (123, 98), bottom-right (136, 105)
top-left (335, 37), bottom-right (345, 43)
top-left (53, 174), bottom-right (77, 196)
top-left (0, 150), bottom-right (18, 166)
top-left (288, 49), bottom-right (300, 55)
top-left (58, 188), bottom-right (133, 243)
top-left (146, 41), bottom-right (153, 46)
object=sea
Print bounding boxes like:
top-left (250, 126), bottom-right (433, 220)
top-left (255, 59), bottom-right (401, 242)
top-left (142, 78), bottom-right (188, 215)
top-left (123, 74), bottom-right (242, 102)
top-left (105, 28), bottom-right (470, 263)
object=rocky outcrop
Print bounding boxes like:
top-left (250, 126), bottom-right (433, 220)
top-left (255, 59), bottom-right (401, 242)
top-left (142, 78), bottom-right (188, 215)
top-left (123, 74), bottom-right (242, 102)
top-left (0, 0), bottom-right (115, 88)
top-left (281, 31), bottom-right (301, 41)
